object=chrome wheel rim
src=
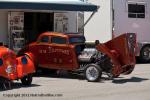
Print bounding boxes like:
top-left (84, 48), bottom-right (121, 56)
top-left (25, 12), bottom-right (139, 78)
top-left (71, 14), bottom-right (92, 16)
top-left (86, 66), bottom-right (99, 81)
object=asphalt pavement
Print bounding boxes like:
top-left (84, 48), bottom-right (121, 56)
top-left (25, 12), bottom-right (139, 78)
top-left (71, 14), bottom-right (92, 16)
top-left (0, 64), bottom-right (150, 100)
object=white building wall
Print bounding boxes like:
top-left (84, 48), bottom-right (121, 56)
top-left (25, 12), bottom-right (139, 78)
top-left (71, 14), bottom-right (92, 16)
top-left (54, 12), bottom-right (77, 33)
top-left (0, 10), bottom-right (8, 45)
top-left (67, 12), bottom-right (78, 33)
top-left (84, 0), bottom-right (112, 43)
top-left (113, 0), bottom-right (150, 43)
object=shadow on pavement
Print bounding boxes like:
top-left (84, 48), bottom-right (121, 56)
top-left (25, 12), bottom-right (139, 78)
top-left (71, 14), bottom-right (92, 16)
top-left (112, 77), bottom-right (149, 84)
top-left (136, 57), bottom-right (150, 64)
top-left (34, 70), bottom-right (121, 83)
top-left (34, 70), bottom-right (85, 80)
top-left (34, 70), bottom-right (149, 84)
top-left (0, 82), bottom-right (40, 92)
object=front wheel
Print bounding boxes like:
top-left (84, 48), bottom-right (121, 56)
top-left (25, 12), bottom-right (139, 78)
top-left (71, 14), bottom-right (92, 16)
top-left (21, 74), bottom-right (32, 86)
top-left (140, 45), bottom-right (150, 63)
top-left (84, 64), bottom-right (102, 82)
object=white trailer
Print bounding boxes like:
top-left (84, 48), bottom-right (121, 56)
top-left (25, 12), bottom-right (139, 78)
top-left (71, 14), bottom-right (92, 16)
top-left (113, 0), bottom-right (150, 62)
top-left (85, 0), bottom-right (150, 63)
top-left (84, 0), bottom-right (112, 43)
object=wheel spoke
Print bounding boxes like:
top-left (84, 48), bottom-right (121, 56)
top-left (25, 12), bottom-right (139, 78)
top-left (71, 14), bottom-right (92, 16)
top-left (86, 66), bottom-right (99, 81)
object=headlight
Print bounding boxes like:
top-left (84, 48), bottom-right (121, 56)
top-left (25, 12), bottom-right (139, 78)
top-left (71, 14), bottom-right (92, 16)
top-left (6, 66), bottom-right (13, 74)
top-left (21, 56), bottom-right (28, 64)
top-left (0, 58), bottom-right (3, 66)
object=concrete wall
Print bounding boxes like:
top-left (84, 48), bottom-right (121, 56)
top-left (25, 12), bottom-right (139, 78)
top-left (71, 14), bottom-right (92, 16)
top-left (0, 10), bottom-right (8, 45)
top-left (84, 0), bottom-right (112, 43)
top-left (113, 0), bottom-right (150, 43)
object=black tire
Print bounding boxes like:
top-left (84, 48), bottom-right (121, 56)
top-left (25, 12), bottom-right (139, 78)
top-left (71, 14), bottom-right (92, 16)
top-left (84, 64), bottom-right (102, 82)
top-left (140, 45), bottom-right (150, 63)
top-left (21, 74), bottom-right (32, 86)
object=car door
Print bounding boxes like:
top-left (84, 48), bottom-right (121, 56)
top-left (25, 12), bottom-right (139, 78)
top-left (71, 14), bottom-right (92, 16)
top-left (49, 36), bottom-right (74, 70)
top-left (36, 35), bottom-right (50, 67)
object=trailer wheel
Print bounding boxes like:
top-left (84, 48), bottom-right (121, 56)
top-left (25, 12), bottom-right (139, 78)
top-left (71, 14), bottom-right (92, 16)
top-left (140, 45), bottom-right (150, 63)
top-left (84, 64), bottom-right (102, 82)
top-left (21, 74), bottom-right (32, 86)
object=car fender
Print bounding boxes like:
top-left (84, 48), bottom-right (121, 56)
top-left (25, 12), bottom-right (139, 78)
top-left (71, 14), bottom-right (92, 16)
top-left (24, 52), bottom-right (35, 63)
top-left (96, 43), bottom-right (122, 76)
top-left (16, 55), bottom-right (35, 78)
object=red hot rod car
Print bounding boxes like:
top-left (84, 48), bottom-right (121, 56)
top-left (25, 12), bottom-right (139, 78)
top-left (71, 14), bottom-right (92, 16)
top-left (18, 32), bottom-right (136, 82)
top-left (0, 45), bottom-right (35, 89)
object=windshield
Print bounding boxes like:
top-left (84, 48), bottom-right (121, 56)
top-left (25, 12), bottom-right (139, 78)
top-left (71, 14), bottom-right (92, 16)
top-left (69, 36), bottom-right (85, 44)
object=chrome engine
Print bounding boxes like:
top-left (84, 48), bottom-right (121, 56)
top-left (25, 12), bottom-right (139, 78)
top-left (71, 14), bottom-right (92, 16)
top-left (78, 48), bottom-right (97, 62)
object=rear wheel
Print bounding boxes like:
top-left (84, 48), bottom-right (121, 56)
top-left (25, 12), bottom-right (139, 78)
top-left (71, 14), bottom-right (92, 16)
top-left (84, 64), bottom-right (102, 82)
top-left (21, 74), bottom-right (32, 86)
top-left (140, 45), bottom-right (150, 63)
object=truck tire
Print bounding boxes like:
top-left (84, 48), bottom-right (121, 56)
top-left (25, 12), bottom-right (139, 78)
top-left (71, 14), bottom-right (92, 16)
top-left (21, 74), bottom-right (32, 86)
top-left (140, 45), bottom-right (150, 63)
top-left (84, 64), bottom-right (102, 82)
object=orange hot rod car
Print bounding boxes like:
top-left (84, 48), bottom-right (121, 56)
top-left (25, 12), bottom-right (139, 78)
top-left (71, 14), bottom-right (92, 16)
top-left (18, 32), bottom-right (136, 82)
top-left (0, 44), bottom-right (35, 89)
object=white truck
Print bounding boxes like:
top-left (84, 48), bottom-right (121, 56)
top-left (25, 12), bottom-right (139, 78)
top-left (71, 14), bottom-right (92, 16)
top-left (86, 0), bottom-right (150, 63)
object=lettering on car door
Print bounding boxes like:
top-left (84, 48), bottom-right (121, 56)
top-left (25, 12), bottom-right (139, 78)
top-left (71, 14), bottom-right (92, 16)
top-left (50, 36), bottom-right (73, 69)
